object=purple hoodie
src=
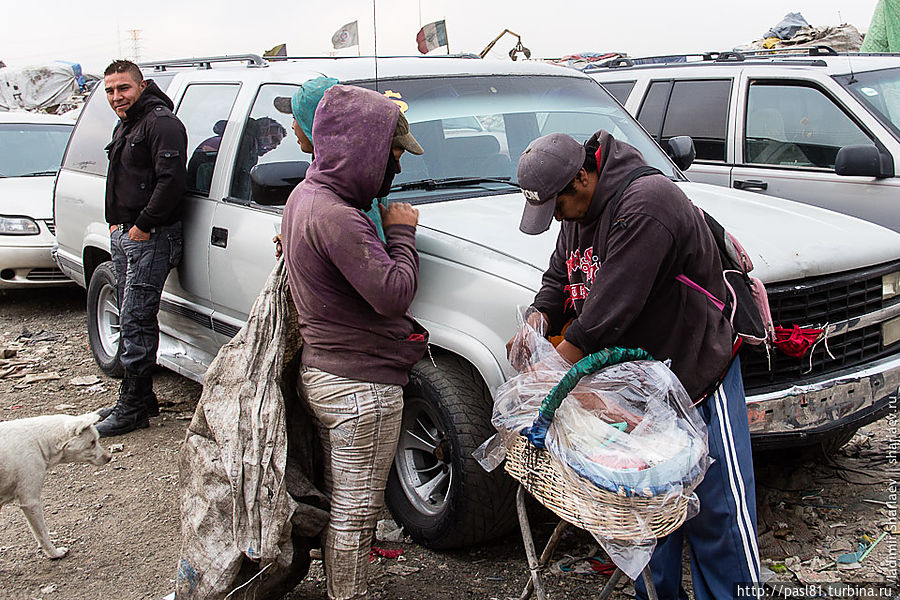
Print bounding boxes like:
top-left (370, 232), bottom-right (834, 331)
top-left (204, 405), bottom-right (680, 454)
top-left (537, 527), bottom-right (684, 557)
top-left (281, 85), bottom-right (427, 386)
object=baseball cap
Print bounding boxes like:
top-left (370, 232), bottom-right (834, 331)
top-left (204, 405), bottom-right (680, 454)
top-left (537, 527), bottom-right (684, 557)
top-left (392, 112), bottom-right (424, 155)
top-left (273, 76), bottom-right (340, 140)
top-left (517, 133), bottom-right (586, 235)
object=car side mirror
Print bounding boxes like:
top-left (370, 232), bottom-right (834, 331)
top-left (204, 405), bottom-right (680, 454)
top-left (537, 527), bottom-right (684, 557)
top-left (666, 136), bottom-right (696, 171)
top-left (249, 161), bottom-right (309, 206)
top-left (835, 145), bottom-right (894, 179)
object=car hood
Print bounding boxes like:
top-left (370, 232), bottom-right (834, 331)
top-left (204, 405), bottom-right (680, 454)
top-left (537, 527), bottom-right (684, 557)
top-left (417, 182), bottom-right (900, 287)
top-left (0, 176), bottom-right (55, 219)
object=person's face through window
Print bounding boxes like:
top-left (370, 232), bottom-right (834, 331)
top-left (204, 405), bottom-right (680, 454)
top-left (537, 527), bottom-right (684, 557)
top-left (104, 71), bottom-right (147, 119)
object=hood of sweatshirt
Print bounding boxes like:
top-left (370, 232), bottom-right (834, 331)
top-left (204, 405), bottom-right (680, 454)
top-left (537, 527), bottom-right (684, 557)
top-left (303, 84), bottom-right (400, 210)
top-left (123, 79), bottom-right (174, 121)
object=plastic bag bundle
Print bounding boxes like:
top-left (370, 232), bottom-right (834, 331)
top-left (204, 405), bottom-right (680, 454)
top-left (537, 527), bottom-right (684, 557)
top-left (475, 307), bottom-right (710, 579)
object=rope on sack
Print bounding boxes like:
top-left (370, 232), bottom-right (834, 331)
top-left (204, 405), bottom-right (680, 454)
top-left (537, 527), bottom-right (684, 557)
top-left (522, 347), bottom-right (653, 448)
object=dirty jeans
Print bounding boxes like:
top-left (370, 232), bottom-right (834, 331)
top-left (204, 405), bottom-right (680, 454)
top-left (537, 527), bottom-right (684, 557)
top-left (300, 366), bottom-right (403, 600)
top-left (110, 222), bottom-right (183, 377)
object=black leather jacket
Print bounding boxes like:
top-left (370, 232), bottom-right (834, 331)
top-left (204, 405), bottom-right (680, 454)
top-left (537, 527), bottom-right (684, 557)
top-left (105, 80), bottom-right (187, 232)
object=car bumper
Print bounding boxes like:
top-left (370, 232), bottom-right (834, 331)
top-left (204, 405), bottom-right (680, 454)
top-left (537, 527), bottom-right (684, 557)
top-left (0, 243), bottom-right (73, 288)
top-left (746, 352), bottom-right (900, 450)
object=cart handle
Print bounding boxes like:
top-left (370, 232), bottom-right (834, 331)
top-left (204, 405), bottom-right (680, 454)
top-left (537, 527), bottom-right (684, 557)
top-left (522, 347), bottom-right (652, 449)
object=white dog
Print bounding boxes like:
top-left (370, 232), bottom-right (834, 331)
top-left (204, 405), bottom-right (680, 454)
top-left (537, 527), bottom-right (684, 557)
top-left (0, 412), bottom-right (112, 558)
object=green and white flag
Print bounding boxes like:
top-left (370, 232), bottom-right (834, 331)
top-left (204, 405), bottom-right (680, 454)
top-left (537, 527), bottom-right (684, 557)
top-left (416, 20), bottom-right (448, 54)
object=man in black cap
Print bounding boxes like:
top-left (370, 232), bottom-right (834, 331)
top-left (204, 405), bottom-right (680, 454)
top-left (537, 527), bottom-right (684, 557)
top-left (512, 131), bottom-right (760, 600)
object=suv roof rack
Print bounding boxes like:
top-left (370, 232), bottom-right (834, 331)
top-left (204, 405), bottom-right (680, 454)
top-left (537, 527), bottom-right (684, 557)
top-left (582, 46), bottom-right (838, 73)
top-left (139, 54), bottom-right (268, 71)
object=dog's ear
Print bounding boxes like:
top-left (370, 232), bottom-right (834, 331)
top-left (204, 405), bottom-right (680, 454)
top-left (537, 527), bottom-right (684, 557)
top-left (75, 412), bottom-right (101, 434)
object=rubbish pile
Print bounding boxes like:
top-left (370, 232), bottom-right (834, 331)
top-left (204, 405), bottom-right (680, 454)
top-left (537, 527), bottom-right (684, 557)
top-left (737, 12), bottom-right (864, 52)
top-left (0, 61), bottom-right (97, 114)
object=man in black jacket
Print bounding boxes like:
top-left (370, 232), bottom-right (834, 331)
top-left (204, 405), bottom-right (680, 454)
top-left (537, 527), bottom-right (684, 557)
top-left (512, 131), bottom-right (760, 599)
top-left (97, 60), bottom-right (187, 437)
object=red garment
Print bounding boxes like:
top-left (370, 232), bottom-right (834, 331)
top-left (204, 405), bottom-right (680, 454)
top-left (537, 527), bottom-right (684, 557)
top-left (773, 324), bottom-right (823, 358)
top-left (369, 547), bottom-right (404, 562)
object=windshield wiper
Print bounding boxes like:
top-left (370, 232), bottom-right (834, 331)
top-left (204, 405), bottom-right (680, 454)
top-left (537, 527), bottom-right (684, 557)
top-left (391, 176), bottom-right (520, 192)
top-left (20, 170), bottom-right (58, 177)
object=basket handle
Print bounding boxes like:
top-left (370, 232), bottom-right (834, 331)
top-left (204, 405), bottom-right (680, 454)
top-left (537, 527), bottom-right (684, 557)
top-left (521, 346), bottom-right (652, 449)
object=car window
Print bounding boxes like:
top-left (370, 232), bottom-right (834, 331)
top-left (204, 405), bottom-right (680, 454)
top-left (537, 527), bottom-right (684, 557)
top-left (361, 75), bottom-right (680, 203)
top-left (229, 83), bottom-right (304, 203)
top-left (636, 80), bottom-right (670, 141)
top-left (598, 81), bottom-right (636, 105)
top-left (836, 67), bottom-right (900, 142)
top-left (61, 74), bottom-right (175, 177)
top-left (175, 83), bottom-right (240, 195)
top-left (0, 123), bottom-right (72, 177)
top-left (661, 80), bottom-right (731, 162)
top-left (745, 81), bottom-right (874, 169)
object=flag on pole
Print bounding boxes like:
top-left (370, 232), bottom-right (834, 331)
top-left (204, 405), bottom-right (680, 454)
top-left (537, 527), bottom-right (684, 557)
top-left (332, 21), bottom-right (359, 49)
top-left (416, 20), bottom-right (448, 54)
top-left (263, 44), bottom-right (287, 59)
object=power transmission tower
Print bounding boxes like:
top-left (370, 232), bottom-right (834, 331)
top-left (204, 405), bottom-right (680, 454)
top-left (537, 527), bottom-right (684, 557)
top-left (127, 29), bottom-right (143, 62)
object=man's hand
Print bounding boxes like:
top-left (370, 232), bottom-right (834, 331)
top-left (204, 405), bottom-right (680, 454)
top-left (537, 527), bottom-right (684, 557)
top-left (554, 339), bottom-right (584, 365)
top-left (109, 225), bottom-right (117, 234)
top-left (273, 234), bottom-right (283, 259)
top-left (506, 310), bottom-right (549, 370)
top-left (381, 203), bottom-right (418, 228)
top-left (128, 225), bottom-right (150, 241)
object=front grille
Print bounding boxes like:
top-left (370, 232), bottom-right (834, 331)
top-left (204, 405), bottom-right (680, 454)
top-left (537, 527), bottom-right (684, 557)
top-left (742, 261), bottom-right (900, 393)
top-left (26, 267), bottom-right (68, 281)
top-left (43, 220), bottom-right (56, 235)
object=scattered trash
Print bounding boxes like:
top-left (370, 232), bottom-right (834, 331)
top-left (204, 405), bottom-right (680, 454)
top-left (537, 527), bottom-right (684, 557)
top-left (370, 547), bottom-right (403, 562)
top-left (6, 405), bottom-right (22, 410)
top-left (54, 403), bottom-right (77, 411)
top-left (109, 444), bottom-right (124, 453)
top-left (40, 583), bottom-right (57, 593)
top-left (768, 563), bottom-right (787, 573)
top-left (69, 375), bottom-right (101, 386)
top-left (83, 383), bottom-right (106, 394)
top-left (18, 328), bottom-right (64, 343)
top-left (375, 518), bottom-right (405, 543)
top-left (793, 565), bottom-right (840, 584)
top-left (22, 372), bottom-right (61, 384)
top-left (550, 555), bottom-right (616, 576)
top-left (0, 348), bottom-right (17, 359)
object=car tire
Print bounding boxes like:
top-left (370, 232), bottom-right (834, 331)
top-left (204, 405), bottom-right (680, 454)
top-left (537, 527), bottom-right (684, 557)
top-left (86, 261), bottom-right (124, 378)
top-left (386, 354), bottom-right (517, 549)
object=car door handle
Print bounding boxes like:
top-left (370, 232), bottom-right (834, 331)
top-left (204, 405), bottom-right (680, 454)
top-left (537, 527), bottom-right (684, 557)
top-left (211, 227), bottom-right (228, 248)
top-left (733, 179), bottom-right (768, 191)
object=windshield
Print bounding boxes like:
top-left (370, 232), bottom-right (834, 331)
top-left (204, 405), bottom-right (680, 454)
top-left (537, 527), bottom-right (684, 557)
top-left (368, 75), bottom-right (680, 203)
top-left (835, 67), bottom-right (900, 141)
top-left (0, 123), bottom-right (73, 177)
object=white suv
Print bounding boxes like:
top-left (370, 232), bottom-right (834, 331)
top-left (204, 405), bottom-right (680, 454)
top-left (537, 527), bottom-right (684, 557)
top-left (53, 54), bottom-right (900, 549)
top-left (588, 48), bottom-right (900, 232)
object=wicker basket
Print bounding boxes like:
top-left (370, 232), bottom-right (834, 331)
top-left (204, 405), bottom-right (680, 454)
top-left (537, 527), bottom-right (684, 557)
top-left (505, 435), bottom-right (690, 541)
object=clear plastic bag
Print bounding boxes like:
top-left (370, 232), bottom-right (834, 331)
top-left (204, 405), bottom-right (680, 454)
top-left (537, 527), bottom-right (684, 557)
top-left (475, 306), bottom-right (710, 580)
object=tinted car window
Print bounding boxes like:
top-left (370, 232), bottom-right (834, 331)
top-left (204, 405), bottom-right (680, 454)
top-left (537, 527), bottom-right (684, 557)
top-left (230, 84), bottom-right (302, 203)
top-left (176, 83), bottom-right (240, 195)
top-left (599, 81), bottom-right (636, 105)
top-left (0, 123), bottom-right (72, 177)
top-left (745, 82), bottom-right (874, 169)
top-left (61, 74), bottom-right (175, 177)
top-left (636, 80), bottom-right (670, 140)
top-left (661, 79), bottom-right (731, 162)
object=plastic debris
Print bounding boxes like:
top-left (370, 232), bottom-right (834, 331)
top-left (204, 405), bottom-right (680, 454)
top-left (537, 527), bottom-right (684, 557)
top-left (22, 372), bottom-right (61, 384)
top-left (375, 518), bottom-right (405, 543)
top-left (369, 547), bottom-right (403, 562)
top-left (70, 375), bottom-right (102, 386)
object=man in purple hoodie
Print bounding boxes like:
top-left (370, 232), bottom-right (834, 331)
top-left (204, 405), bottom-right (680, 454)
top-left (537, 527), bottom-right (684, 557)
top-left (281, 84), bottom-right (426, 600)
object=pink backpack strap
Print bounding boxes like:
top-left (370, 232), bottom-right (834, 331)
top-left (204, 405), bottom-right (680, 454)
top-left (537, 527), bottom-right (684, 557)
top-left (675, 274), bottom-right (726, 312)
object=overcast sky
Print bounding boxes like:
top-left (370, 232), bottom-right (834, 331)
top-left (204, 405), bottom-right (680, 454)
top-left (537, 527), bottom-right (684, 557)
top-left (1, 1), bottom-right (880, 74)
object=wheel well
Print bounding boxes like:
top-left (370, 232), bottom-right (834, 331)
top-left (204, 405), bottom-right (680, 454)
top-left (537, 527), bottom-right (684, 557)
top-left (83, 246), bottom-right (110, 285)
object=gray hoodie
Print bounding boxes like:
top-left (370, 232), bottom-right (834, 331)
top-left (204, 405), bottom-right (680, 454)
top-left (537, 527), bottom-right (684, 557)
top-left (281, 85), bottom-right (427, 386)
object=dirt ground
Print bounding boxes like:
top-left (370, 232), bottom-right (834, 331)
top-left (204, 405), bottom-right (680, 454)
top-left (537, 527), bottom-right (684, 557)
top-left (0, 286), bottom-right (897, 600)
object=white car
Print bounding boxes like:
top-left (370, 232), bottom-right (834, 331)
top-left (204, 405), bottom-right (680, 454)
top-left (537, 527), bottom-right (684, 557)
top-left (586, 48), bottom-right (900, 231)
top-left (54, 55), bottom-right (900, 549)
top-left (0, 111), bottom-right (74, 288)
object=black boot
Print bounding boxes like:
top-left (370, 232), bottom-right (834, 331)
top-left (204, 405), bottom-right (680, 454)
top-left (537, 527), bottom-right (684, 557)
top-left (98, 377), bottom-right (159, 419)
top-left (96, 377), bottom-right (149, 437)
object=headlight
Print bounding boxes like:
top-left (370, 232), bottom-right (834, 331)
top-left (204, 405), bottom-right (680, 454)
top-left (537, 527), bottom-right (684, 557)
top-left (0, 215), bottom-right (40, 235)
top-left (884, 271), bottom-right (900, 300)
